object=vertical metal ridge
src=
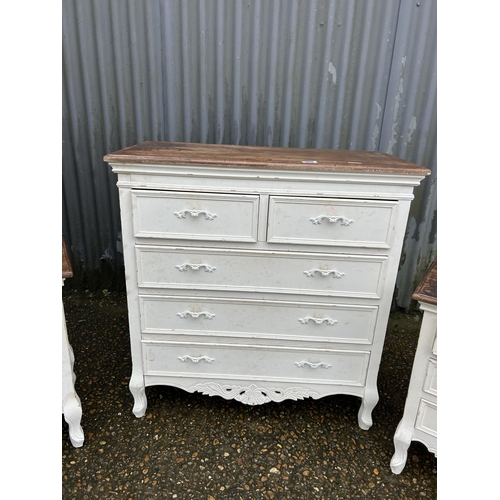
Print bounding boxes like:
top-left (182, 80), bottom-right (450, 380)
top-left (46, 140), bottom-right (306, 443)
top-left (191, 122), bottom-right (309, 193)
top-left (180, 1), bottom-right (192, 142)
top-left (215, 0), bottom-right (224, 143)
top-left (198, 0), bottom-right (208, 143)
top-left (330, 1), bottom-right (352, 148)
top-left (281, 0), bottom-right (299, 147)
top-left (264, 0), bottom-right (280, 146)
top-left (295, 1), bottom-right (310, 147)
top-left (314, 0), bottom-right (335, 149)
top-left (248, 0), bottom-right (261, 146)
top-left (231, 0), bottom-right (242, 145)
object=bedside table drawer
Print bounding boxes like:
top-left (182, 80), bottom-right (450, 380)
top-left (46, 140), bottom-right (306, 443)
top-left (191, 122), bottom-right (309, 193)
top-left (131, 190), bottom-right (260, 242)
top-left (143, 341), bottom-right (370, 386)
top-left (139, 295), bottom-right (378, 345)
top-left (267, 196), bottom-right (398, 249)
top-left (136, 246), bottom-right (387, 299)
top-left (415, 399), bottom-right (437, 437)
top-left (423, 358), bottom-right (437, 397)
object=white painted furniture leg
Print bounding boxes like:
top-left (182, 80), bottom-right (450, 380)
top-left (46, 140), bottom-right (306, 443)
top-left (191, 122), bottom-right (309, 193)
top-left (129, 370), bottom-right (148, 418)
top-left (358, 387), bottom-right (379, 430)
top-left (62, 300), bottom-right (84, 447)
top-left (390, 423), bottom-right (413, 474)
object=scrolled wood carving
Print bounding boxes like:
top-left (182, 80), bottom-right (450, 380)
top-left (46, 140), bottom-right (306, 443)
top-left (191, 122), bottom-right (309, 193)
top-left (174, 209), bottom-right (217, 220)
top-left (186, 382), bottom-right (319, 405)
top-left (310, 215), bottom-right (353, 226)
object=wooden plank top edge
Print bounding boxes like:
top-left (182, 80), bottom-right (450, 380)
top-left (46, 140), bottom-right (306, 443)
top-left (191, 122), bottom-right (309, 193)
top-left (103, 141), bottom-right (430, 176)
top-left (412, 258), bottom-right (437, 305)
top-left (62, 234), bottom-right (73, 279)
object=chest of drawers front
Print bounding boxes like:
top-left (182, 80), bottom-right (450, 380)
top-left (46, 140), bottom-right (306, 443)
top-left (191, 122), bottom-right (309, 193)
top-left (105, 142), bottom-right (428, 430)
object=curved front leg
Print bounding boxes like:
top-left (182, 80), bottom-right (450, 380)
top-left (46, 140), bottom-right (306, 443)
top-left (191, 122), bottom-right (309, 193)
top-left (62, 393), bottom-right (84, 447)
top-left (62, 300), bottom-right (84, 447)
top-left (390, 423), bottom-right (413, 474)
top-left (129, 370), bottom-right (147, 418)
top-left (357, 386), bottom-right (379, 430)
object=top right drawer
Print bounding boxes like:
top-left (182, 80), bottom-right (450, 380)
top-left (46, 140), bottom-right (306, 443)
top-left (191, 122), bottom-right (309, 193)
top-left (267, 196), bottom-right (399, 249)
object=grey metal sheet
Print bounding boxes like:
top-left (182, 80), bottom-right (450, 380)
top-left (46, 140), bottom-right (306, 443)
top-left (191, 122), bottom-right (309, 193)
top-left (62, 0), bottom-right (436, 306)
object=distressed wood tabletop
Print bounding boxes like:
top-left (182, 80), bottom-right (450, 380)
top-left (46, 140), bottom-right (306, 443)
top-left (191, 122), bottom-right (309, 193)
top-left (104, 141), bottom-right (430, 175)
top-left (62, 235), bottom-right (73, 279)
top-left (412, 259), bottom-right (437, 305)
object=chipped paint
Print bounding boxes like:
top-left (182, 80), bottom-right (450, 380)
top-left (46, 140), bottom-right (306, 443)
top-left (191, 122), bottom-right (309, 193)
top-left (328, 62), bottom-right (337, 85)
top-left (387, 57), bottom-right (407, 155)
top-left (372, 103), bottom-right (382, 150)
top-left (407, 116), bottom-right (417, 143)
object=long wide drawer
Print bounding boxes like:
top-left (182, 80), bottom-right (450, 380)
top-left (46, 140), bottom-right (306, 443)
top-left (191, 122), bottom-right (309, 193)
top-left (267, 196), bottom-right (398, 249)
top-left (131, 190), bottom-right (260, 242)
top-left (136, 246), bottom-right (387, 299)
top-left (139, 295), bottom-right (378, 344)
top-left (142, 340), bottom-right (370, 386)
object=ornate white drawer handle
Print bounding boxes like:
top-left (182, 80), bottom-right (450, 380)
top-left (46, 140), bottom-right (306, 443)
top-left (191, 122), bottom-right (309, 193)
top-left (175, 263), bottom-right (216, 272)
top-left (310, 215), bottom-right (353, 226)
top-left (174, 209), bottom-right (217, 220)
top-left (178, 355), bottom-right (215, 363)
top-left (295, 361), bottom-right (332, 369)
top-left (303, 268), bottom-right (345, 278)
top-left (298, 317), bottom-right (338, 326)
top-left (177, 311), bottom-right (215, 320)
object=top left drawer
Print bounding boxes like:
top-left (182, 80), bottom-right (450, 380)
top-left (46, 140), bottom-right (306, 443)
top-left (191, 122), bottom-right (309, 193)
top-left (131, 190), bottom-right (260, 243)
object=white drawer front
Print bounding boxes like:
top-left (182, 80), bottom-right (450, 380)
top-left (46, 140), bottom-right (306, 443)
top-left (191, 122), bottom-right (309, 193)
top-left (136, 246), bottom-right (387, 299)
top-left (423, 358), bottom-right (437, 396)
top-left (431, 335), bottom-right (437, 356)
top-left (143, 341), bottom-right (370, 386)
top-left (415, 399), bottom-right (437, 437)
top-left (268, 196), bottom-right (398, 249)
top-left (139, 295), bottom-right (378, 345)
top-left (131, 190), bottom-right (259, 242)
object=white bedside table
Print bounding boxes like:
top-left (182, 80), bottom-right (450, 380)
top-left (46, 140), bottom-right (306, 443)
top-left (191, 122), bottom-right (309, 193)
top-left (391, 259), bottom-right (437, 473)
top-left (62, 235), bottom-right (84, 447)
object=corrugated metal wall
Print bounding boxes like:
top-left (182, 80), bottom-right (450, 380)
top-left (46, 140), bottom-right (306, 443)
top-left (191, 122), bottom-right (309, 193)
top-left (62, 0), bottom-right (436, 308)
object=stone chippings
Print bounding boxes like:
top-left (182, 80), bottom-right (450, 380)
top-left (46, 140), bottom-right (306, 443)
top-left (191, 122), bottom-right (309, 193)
top-left (62, 291), bottom-right (437, 499)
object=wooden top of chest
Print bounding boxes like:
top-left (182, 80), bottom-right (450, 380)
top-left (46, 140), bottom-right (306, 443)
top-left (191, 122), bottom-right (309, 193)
top-left (104, 141), bottom-right (430, 176)
top-left (62, 235), bottom-right (73, 279)
top-left (412, 259), bottom-right (437, 305)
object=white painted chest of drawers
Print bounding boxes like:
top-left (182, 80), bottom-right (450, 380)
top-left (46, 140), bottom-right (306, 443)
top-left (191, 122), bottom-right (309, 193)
top-left (105, 142), bottom-right (429, 429)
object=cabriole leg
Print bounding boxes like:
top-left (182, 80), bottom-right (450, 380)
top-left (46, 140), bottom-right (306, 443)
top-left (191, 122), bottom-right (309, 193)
top-left (357, 387), bottom-right (379, 430)
top-left (390, 424), bottom-right (413, 474)
top-left (62, 300), bottom-right (84, 447)
top-left (63, 393), bottom-right (84, 447)
top-left (129, 371), bottom-right (147, 417)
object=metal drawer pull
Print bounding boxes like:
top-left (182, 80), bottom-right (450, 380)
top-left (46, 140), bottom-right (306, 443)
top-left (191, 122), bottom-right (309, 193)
top-left (310, 215), bottom-right (353, 226)
top-left (174, 209), bottom-right (217, 220)
top-left (177, 311), bottom-right (215, 320)
top-left (178, 355), bottom-right (215, 363)
top-left (303, 268), bottom-right (345, 278)
top-left (176, 263), bottom-right (216, 272)
top-left (298, 316), bottom-right (338, 326)
top-left (295, 361), bottom-right (332, 369)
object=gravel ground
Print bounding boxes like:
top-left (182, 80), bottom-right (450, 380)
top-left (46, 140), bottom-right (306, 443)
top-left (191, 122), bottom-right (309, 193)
top-left (62, 290), bottom-right (437, 499)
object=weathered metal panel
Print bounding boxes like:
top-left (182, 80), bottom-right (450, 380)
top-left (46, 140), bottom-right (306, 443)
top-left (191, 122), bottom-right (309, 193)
top-left (62, 0), bottom-right (436, 306)
top-left (378, 0), bottom-right (437, 308)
